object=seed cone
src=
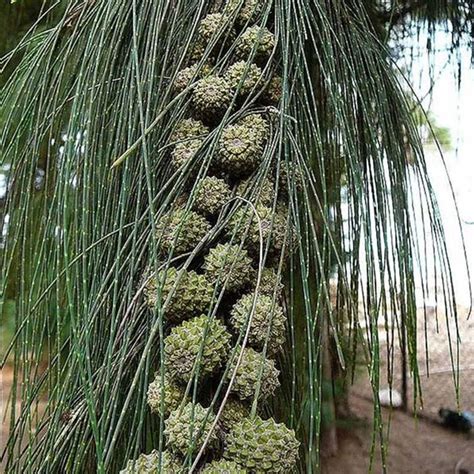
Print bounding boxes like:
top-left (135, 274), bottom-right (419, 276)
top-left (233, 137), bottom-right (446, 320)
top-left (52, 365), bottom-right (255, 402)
top-left (255, 267), bottom-right (283, 297)
top-left (198, 13), bottom-right (234, 45)
top-left (225, 204), bottom-right (288, 259)
top-left (147, 373), bottom-right (188, 417)
top-left (236, 26), bottom-right (275, 63)
top-left (226, 346), bottom-right (280, 402)
top-left (217, 397), bottom-right (250, 432)
top-left (173, 64), bottom-right (201, 94)
top-left (155, 208), bottom-right (210, 255)
top-left (120, 450), bottom-right (181, 473)
top-left (224, 0), bottom-right (264, 25)
top-left (170, 139), bottom-right (204, 177)
top-left (217, 123), bottom-right (264, 178)
top-left (191, 76), bottom-right (233, 123)
top-left (164, 315), bottom-right (231, 383)
top-left (170, 118), bottom-right (209, 143)
top-left (223, 416), bottom-right (300, 473)
top-left (236, 175), bottom-right (275, 207)
top-left (145, 267), bottom-right (213, 323)
top-left (165, 402), bottom-right (219, 456)
top-left (201, 459), bottom-right (246, 473)
top-left (224, 61), bottom-right (263, 96)
top-left (230, 293), bottom-right (286, 354)
top-left (238, 113), bottom-right (269, 143)
top-left (262, 75), bottom-right (282, 105)
top-left (275, 160), bottom-right (304, 195)
top-left (193, 176), bottom-right (232, 218)
top-left (203, 243), bottom-right (254, 294)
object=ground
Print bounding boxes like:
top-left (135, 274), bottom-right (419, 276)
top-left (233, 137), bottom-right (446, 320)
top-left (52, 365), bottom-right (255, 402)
top-left (325, 394), bottom-right (474, 474)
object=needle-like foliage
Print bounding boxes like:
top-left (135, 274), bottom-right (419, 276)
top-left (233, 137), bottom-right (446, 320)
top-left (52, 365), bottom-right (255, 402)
top-left (0, 0), bottom-right (468, 473)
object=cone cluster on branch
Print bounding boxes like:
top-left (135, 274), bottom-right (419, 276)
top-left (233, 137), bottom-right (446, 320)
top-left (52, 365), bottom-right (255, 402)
top-left (123, 1), bottom-right (300, 472)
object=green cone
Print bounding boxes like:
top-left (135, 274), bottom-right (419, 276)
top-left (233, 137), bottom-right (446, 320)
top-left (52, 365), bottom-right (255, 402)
top-left (164, 315), bottom-right (231, 383)
top-left (224, 0), bottom-right (264, 25)
top-left (223, 416), bottom-right (300, 473)
top-left (217, 397), bottom-right (250, 433)
top-left (225, 204), bottom-right (288, 260)
top-left (226, 346), bottom-right (280, 402)
top-left (191, 76), bottom-right (233, 123)
top-left (119, 450), bottom-right (181, 473)
top-left (224, 61), bottom-right (263, 96)
top-left (170, 117), bottom-right (209, 143)
top-left (144, 267), bottom-right (213, 323)
top-left (165, 402), bottom-right (219, 456)
top-left (201, 459), bottom-right (246, 473)
top-left (155, 208), bottom-right (210, 255)
top-left (235, 175), bottom-right (275, 207)
top-left (230, 293), bottom-right (286, 354)
top-left (217, 122), bottom-right (264, 178)
top-left (203, 243), bottom-right (254, 294)
top-left (193, 176), bottom-right (232, 218)
top-left (147, 372), bottom-right (188, 417)
top-left (236, 26), bottom-right (275, 63)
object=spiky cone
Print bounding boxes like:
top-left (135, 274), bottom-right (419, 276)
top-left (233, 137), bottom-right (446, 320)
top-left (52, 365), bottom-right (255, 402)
top-left (237, 113), bottom-right (269, 143)
top-left (144, 267), bottom-right (213, 323)
top-left (217, 122), bottom-right (265, 179)
top-left (224, 0), bottom-right (264, 26)
top-left (172, 64), bottom-right (212, 94)
top-left (203, 243), bottom-right (254, 294)
top-left (235, 26), bottom-right (275, 64)
top-left (255, 267), bottom-right (284, 298)
top-left (170, 118), bottom-right (209, 144)
top-left (198, 13), bottom-right (235, 45)
top-left (226, 346), bottom-right (279, 402)
top-left (120, 450), bottom-right (182, 473)
top-left (275, 160), bottom-right (304, 196)
top-left (191, 76), bottom-right (233, 123)
top-left (155, 208), bottom-right (211, 256)
top-left (193, 176), bottom-right (232, 218)
top-left (224, 61), bottom-right (264, 96)
top-left (262, 75), bottom-right (282, 105)
top-left (147, 373), bottom-right (188, 417)
top-left (230, 293), bottom-right (286, 354)
top-left (201, 459), bottom-right (246, 473)
top-left (217, 397), bottom-right (250, 433)
top-left (165, 402), bottom-right (219, 456)
top-left (164, 315), bottom-right (232, 384)
top-left (189, 14), bottom-right (236, 64)
top-left (236, 175), bottom-right (275, 207)
top-left (225, 204), bottom-right (288, 261)
top-left (170, 139), bottom-right (205, 180)
top-left (223, 416), bottom-right (300, 473)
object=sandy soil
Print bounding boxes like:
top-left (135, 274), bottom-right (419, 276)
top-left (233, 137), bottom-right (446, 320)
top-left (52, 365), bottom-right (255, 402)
top-left (324, 394), bottom-right (474, 474)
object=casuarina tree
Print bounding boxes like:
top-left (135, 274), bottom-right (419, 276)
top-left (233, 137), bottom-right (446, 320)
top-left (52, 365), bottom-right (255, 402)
top-left (1, 0), bottom-right (472, 472)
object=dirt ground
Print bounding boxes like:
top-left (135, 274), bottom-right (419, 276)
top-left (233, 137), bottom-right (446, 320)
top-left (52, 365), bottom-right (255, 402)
top-left (324, 394), bottom-right (474, 474)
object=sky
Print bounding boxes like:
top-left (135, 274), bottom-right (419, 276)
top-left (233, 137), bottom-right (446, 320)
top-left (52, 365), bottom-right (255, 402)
top-left (402, 32), bottom-right (474, 307)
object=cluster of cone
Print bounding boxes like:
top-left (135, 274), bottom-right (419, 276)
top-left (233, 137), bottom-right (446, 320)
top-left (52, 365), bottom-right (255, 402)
top-left (121, 1), bottom-right (300, 472)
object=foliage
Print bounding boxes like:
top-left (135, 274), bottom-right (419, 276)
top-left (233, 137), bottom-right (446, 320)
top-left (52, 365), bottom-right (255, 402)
top-left (0, 0), bottom-right (469, 472)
